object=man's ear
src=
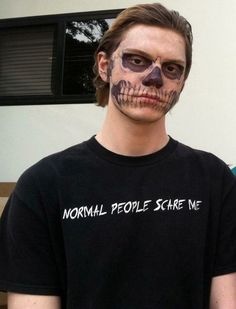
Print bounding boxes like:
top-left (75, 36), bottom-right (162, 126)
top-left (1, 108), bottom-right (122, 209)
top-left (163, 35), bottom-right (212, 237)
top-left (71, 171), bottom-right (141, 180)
top-left (97, 52), bottom-right (110, 82)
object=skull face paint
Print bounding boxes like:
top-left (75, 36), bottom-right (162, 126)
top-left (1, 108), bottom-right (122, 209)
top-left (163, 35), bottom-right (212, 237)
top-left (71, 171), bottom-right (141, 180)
top-left (111, 79), bottom-right (180, 114)
top-left (104, 25), bottom-right (186, 121)
top-left (110, 53), bottom-right (184, 113)
top-left (142, 67), bottom-right (163, 88)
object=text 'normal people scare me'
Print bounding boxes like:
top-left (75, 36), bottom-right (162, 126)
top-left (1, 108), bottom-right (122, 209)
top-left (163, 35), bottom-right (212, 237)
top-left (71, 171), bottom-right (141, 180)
top-left (63, 198), bottom-right (203, 220)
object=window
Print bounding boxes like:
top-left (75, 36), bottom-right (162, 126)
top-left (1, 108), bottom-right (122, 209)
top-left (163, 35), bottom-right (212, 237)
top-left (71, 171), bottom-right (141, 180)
top-left (0, 10), bottom-right (121, 105)
top-left (63, 19), bottom-right (112, 96)
top-left (0, 25), bottom-right (56, 96)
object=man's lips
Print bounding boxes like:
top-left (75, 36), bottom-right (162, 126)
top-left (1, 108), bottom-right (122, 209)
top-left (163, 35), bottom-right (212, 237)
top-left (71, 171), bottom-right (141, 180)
top-left (123, 93), bottom-right (163, 104)
top-left (138, 94), bottom-right (161, 100)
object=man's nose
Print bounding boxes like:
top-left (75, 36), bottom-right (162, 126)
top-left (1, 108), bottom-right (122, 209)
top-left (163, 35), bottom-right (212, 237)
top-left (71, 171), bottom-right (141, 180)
top-left (142, 66), bottom-right (163, 88)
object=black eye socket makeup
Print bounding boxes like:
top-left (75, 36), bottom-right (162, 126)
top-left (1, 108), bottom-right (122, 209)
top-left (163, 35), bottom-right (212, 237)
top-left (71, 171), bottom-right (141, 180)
top-left (122, 53), bottom-right (152, 72)
top-left (162, 63), bottom-right (185, 80)
top-left (121, 52), bottom-right (185, 80)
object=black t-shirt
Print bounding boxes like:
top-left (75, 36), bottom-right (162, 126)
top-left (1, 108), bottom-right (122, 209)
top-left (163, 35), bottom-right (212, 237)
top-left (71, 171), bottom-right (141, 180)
top-left (1, 136), bottom-right (236, 309)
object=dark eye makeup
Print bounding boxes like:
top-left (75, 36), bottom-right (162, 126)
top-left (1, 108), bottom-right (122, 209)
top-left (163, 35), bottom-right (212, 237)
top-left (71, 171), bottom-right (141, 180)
top-left (121, 52), bottom-right (185, 80)
top-left (122, 53), bottom-right (152, 72)
top-left (162, 63), bottom-right (185, 80)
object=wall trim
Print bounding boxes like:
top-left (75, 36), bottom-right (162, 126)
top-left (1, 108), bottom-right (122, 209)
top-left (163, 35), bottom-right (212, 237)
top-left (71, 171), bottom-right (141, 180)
top-left (0, 182), bottom-right (16, 197)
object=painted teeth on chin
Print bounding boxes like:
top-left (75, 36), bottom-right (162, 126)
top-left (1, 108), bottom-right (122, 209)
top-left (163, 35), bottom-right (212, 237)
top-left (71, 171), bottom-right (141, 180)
top-left (123, 94), bottom-right (128, 102)
top-left (120, 80), bottom-right (126, 88)
top-left (129, 88), bottom-right (134, 96)
top-left (142, 89), bottom-right (148, 96)
top-left (124, 86), bottom-right (129, 95)
top-left (137, 97), bottom-right (142, 105)
top-left (116, 85), bottom-right (179, 112)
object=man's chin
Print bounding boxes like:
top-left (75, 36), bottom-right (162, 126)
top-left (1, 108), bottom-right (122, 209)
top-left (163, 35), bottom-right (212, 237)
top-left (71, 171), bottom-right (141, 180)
top-left (115, 101), bottom-right (167, 123)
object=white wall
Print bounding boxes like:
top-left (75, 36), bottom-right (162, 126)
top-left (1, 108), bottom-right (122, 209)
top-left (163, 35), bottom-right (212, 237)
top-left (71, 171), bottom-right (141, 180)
top-left (0, 0), bottom-right (236, 181)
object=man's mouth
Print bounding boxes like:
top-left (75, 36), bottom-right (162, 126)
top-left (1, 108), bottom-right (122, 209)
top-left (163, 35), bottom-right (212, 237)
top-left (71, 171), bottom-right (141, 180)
top-left (120, 93), bottom-right (163, 105)
top-left (137, 94), bottom-right (161, 102)
top-left (111, 80), bottom-right (178, 109)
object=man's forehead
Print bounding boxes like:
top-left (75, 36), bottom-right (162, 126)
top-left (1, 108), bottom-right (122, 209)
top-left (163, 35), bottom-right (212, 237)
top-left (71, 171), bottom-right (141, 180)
top-left (119, 24), bottom-right (184, 42)
top-left (114, 24), bottom-right (186, 62)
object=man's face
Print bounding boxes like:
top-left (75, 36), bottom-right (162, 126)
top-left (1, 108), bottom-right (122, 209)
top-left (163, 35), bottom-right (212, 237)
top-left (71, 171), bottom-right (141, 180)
top-left (99, 24), bottom-right (186, 123)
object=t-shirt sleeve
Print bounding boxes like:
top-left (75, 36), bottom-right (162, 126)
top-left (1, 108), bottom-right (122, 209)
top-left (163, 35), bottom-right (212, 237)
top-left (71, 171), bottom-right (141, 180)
top-left (213, 168), bottom-right (236, 277)
top-left (0, 169), bottom-right (61, 295)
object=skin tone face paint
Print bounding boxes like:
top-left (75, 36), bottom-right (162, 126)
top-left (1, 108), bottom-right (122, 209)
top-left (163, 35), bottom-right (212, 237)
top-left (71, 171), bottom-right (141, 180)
top-left (101, 25), bottom-right (186, 123)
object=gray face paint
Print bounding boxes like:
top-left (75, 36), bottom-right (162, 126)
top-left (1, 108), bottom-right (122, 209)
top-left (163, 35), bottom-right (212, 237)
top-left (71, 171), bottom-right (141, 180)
top-left (107, 59), bottom-right (114, 79)
top-left (142, 67), bottom-right (163, 88)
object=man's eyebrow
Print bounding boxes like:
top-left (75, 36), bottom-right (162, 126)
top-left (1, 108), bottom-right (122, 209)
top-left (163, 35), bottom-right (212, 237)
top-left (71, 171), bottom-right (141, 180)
top-left (122, 48), bottom-right (186, 66)
top-left (122, 49), bottom-right (153, 59)
top-left (164, 59), bottom-right (186, 66)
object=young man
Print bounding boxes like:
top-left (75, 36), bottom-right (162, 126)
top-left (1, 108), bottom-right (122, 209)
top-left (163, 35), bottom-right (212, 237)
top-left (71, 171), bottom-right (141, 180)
top-left (1, 3), bottom-right (236, 309)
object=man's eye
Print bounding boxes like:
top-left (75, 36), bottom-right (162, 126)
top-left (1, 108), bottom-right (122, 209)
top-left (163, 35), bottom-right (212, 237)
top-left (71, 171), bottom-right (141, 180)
top-left (166, 65), bottom-right (176, 72)
top-left (162, 63), bottom-right (184, 80)
top-left (122, 53), bottom-right (152, 72)
top-left (128, 55), bottom-right (146, 66)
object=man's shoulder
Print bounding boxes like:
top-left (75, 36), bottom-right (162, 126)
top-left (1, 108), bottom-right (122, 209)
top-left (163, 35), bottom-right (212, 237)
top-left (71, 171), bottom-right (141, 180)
top-left (176, 140), bottom-right (224, 163)
top-left (175, 140), bottom-right (234, 180)
top-left (15, 138), bottom-right (93, 191)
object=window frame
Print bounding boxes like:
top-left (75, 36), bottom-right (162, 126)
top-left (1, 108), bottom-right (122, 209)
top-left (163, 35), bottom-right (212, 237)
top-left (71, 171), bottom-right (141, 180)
top-left (0, 9), bottom-right (122, 106)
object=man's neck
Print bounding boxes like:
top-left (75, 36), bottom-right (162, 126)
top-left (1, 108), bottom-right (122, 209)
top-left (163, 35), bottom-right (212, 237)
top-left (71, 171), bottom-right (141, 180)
top-left (96, 104), bottom-right (169, 157)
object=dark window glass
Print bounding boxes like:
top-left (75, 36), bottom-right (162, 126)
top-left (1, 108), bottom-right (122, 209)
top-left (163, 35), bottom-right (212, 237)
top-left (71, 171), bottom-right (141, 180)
top-left (0, 25), bottom-right (56, 96)
top-left (63, 19), bottom-right (112, 95)
top-left (0, 10), bottom-right (121, 105)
